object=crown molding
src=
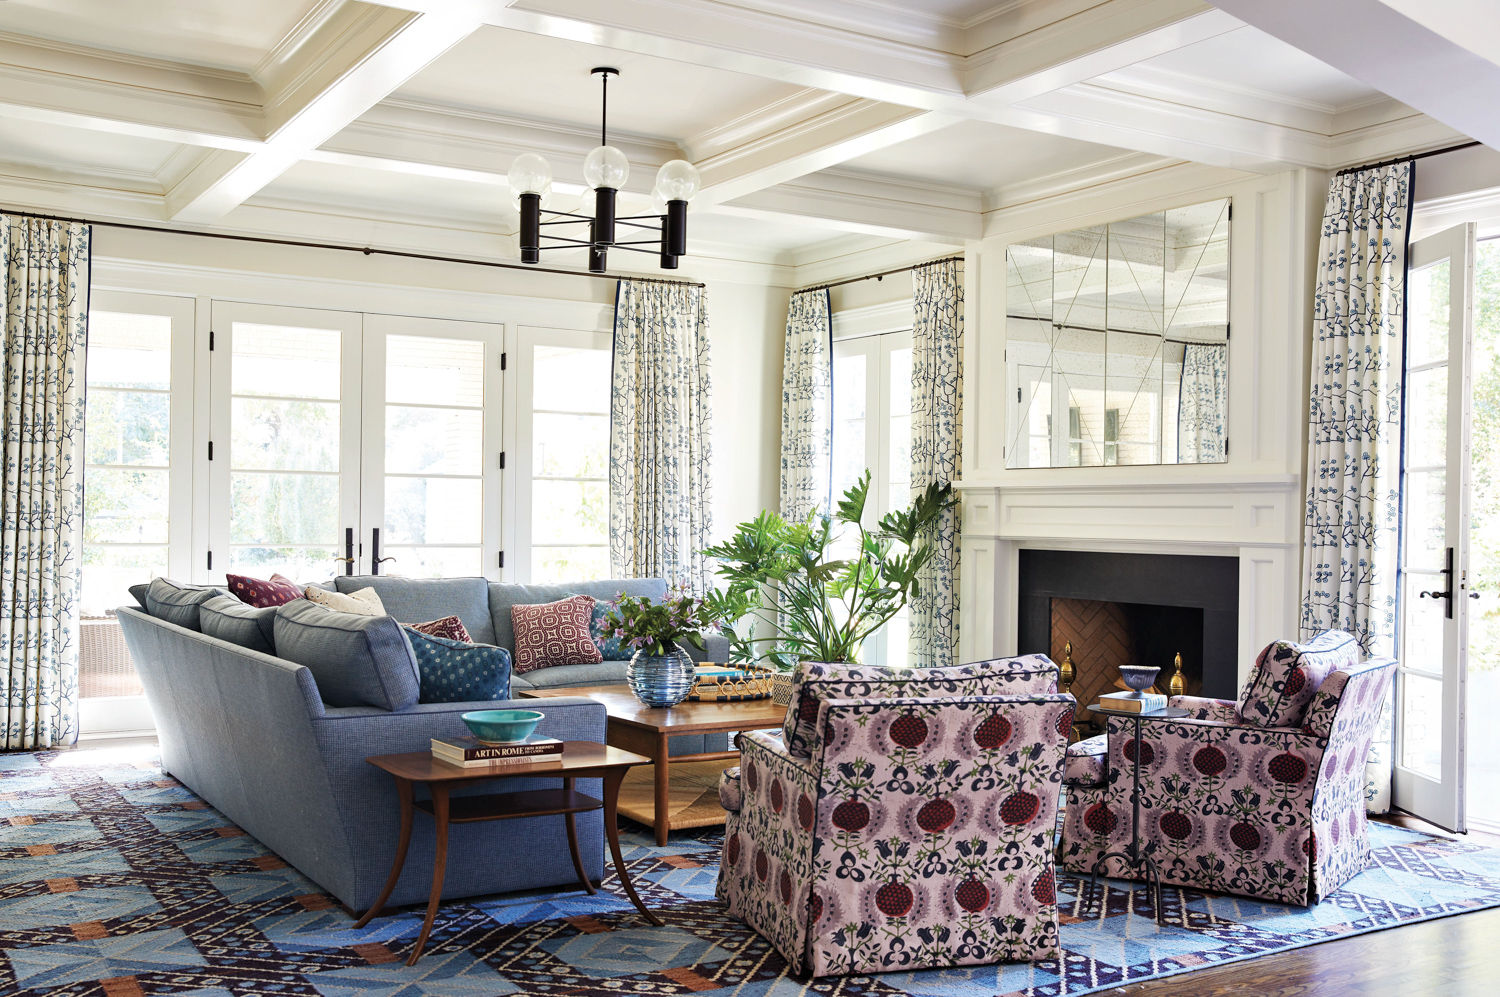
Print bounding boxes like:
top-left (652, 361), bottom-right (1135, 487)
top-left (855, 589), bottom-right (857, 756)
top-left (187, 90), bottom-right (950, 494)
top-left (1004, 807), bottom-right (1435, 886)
top-left (831, 297), bottom-right (916, 338)
top-left (793, 237), bottom-right (961, 289)
top-left (252, 0), bottom-right (349, 86)
top-left (685, 89), bottom-right (855, 163)
top-left (983, 150), bottom-right (1173, 212)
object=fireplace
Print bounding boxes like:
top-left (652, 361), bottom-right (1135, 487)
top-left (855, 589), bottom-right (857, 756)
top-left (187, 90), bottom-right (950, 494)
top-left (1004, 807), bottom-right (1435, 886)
top-left (1016, 549), bottom-right (1239, 710)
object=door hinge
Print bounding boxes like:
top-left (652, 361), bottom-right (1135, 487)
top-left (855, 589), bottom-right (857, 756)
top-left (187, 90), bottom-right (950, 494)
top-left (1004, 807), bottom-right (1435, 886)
top-left (1224, 438), bottom-right (1229, 456)
top-left (499, 451), bottom-right (506, 469)
top-left (1227, 202), bottom-right (1232, 221)
top-left (1225, 322), bottom-right (1230, 340)
top-left (209, 330), bottom-right (215, 351)
top-left (500, 352), bottom-right (507, 371)
top-left (208, 441), bottom-right (213, 460)
top-left (498, 550), bottom-right (505, 569)
top-left (207, 551), bottom-right (213, 570)
top-left (1017, 388), bottom-right (1021, 403)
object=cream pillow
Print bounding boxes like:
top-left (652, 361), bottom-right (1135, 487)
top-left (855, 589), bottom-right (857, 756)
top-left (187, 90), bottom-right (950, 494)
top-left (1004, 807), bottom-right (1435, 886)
top-left (304, 585), bottom-right (385, 617)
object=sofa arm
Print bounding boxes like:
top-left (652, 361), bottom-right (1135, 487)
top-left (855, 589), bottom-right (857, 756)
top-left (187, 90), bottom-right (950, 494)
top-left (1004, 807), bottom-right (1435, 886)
top-left (686, 631), bottom-right (730, 662)
top-left (1169, 695), bottom-right (1241, 723)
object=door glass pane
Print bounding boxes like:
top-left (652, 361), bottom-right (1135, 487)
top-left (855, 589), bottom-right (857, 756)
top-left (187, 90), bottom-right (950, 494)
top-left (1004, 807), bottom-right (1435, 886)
top-left (385, 335), bottom-right (484, 576)
top-left (230, 322), bottom-right (343, 579)
top-left (1404, 469), bottom-right (1447, 571)
top-left (1469, 237), bottom-right (1500, 828)
top-left (1405, 366), bottom-right (1448, 469)
top-left (1402, 672), bottom-right (1443, 779)
top-left (1408, 261), bottom-right (1451, 367)
top-left (833, 353), bottom-right (866, 499)
top-left (1401, 573), bottom-right (1446, 677)
top-left (889, 347), bottom-right (912, 498)
top-left (532, 344), bottom-right (608, 583)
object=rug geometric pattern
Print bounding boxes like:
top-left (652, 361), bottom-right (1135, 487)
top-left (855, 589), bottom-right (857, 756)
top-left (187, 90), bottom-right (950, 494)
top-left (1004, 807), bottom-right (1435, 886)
top-left (4, 746), bottom-right (1500, 997)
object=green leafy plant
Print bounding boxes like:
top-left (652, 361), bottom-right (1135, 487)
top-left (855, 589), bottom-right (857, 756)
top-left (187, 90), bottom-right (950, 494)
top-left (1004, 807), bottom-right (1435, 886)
top-left (701, 471), bottom-right (954, 669)
top-left (599, 588), bottom-right (725, 657)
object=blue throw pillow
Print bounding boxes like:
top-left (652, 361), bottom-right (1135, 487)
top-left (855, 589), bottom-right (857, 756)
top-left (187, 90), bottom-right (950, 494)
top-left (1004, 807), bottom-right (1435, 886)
top-left (404, 626), bottom-right (512, 704)
top-left (584, 595), bottom-right (633, 660)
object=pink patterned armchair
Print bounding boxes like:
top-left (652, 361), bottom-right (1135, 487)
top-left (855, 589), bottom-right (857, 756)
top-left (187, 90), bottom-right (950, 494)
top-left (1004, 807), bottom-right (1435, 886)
top-left (715, 657), bottom-right (1075, 977)
top-left (1060, 640), bottom-right (1395, 906)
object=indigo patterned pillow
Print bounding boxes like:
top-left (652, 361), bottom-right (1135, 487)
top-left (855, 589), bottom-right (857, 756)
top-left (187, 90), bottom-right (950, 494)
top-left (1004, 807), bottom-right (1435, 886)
top-left (405, 626), bottom-right (511, 704)
top-left (781, 654), bottom-right (1060, 758)
top-left (225, 572), bottom-right (304, 608)
top-left (510, 595), bottom-right (603, 674)
top-left (1237, 630), bottom-right (1358, 728)
top-left (583, 596), bottom-right (632, 660)
top-left (410, 615), bottom-right (472, 643)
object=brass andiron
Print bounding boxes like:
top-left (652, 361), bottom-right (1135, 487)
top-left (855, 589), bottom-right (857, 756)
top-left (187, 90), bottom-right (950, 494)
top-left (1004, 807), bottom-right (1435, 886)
top-left (1060, 641), bottom-right (1075, 696)
top-left (1169, 651), bottom-right (1185, 697)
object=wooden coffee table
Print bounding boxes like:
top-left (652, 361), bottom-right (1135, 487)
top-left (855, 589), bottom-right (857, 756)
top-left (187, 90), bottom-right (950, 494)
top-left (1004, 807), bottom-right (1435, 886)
top-left (518, 685), bottom-right (785, 845)
top-left (359, 741), bottom-right (657, 965)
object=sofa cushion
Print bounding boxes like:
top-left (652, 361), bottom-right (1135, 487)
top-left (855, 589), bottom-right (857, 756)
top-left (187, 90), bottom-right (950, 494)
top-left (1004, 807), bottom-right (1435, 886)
top-left (512, 595), bottom-right (604, 674)
top-left (1238, 630), bottom-right (1358, 728)
top-left (1065, 734), bottom-right (1108, 787)
top-left (516, 661), bottom-right (628, 689)
top-left (144, 578), bottom-right (230, 631)
top-left (129, 583), bottom-right (150, 611)
top-left (307, 585), bottom-right (385, 616)
top-left (225, 572), bottom-right (304, 608)
top-left (410, 615), bottom-right (472, 643)
top-left (335, 575), bottom-right (496, 644)
top-left (198, 596), bottom-right (277, 655)
top-left (404, 627), bottom-right (511, 704)
top-left (488, 579), bottom-right (666, 655)
top-left (273, 599), bottom-right (421, 711)
top-left (782, 654), bottom-right (1061, 758)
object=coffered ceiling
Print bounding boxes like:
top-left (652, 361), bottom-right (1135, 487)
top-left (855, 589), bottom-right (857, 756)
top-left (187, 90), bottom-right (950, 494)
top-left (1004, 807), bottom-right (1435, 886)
top-left (0, 0), bottom-right (1492, 280)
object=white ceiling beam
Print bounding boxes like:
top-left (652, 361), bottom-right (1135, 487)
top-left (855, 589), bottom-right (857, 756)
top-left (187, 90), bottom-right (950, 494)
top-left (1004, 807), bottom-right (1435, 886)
top-left (718, 170), bottom-right (982, 244)
top-left (1207, 0), bottom-right (1500, 150)
top-left (166, 3), bottom-right (483, 223)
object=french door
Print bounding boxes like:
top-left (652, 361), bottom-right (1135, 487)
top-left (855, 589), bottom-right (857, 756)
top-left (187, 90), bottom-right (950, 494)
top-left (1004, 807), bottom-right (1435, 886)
top-left (208, 302), bottom-right (503, 584)
top-left (1394, 222), bottom-right (1475, 832)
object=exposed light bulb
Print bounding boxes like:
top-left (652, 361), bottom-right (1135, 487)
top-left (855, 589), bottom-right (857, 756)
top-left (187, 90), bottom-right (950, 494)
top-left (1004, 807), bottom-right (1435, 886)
top-left (583, 145), bottom-right (630, 189)
top-left (654, 159), bottom-right (700, 202)
top-left (507, 153), bottom-right (552, 195)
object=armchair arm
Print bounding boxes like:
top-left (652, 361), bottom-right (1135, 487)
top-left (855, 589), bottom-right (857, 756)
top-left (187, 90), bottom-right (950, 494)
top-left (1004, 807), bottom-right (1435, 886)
top-left (1169, 695), bottom-right (1241, 723)
top-left (719, 766), bottom-right (742, 812)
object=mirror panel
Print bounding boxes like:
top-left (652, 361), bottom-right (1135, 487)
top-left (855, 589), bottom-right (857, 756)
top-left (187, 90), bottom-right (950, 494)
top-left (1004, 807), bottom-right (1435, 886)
top-left (1006, 198), bottom-right (1229, 467)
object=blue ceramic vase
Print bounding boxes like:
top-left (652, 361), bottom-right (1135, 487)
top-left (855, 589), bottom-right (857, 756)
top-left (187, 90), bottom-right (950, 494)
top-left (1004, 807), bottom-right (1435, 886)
top-left (627, 642), bottom-right (697, 708)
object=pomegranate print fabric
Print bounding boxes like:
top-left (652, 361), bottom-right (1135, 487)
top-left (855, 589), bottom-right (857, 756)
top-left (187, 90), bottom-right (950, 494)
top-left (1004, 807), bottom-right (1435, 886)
top-left (716, 691), bottom-right (1075, 977)
top-left (1060, 656), bottom-right (1394, 905)
top-left (1237, 629), bottom-right (1358, 728)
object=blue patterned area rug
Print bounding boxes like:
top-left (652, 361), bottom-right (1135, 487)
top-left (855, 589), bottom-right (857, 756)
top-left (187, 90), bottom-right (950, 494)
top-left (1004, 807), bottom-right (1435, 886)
top-left (4, 746), bottom-right (1500, 997)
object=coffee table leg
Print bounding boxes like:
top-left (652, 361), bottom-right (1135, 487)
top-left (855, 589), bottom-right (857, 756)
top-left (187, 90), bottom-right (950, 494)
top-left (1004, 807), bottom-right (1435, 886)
top-left (408, 785), bottom-right (450, 966)
top-left (603, 767), bottom-right (663, 927)
top-left (563, 776), bottom-right (596, 895)
top-left (654, 733), bottom-right (670, 847)
top-left (353, 776), bottom-right (413, 929)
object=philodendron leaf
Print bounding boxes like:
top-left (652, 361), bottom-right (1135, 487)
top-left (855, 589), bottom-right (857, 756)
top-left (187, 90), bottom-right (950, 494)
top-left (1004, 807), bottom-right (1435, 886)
top-left (835, 471), bottom-right (871, 525)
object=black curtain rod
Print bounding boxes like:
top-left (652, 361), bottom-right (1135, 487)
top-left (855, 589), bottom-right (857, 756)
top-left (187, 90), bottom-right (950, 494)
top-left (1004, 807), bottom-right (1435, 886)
top-left (799, 254), bottom-right (964, 294)
top-left (1008, 314), bottom-right (1225, 347)
top-left (1335, 140), bottom-right (1484, 177)
top-left (0, 207), bottom-right (707, 289)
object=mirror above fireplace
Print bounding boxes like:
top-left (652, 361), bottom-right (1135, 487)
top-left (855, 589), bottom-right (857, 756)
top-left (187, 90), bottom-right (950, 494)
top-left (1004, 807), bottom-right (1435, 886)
top-left (1005, 198), bottom-right (1230, 468)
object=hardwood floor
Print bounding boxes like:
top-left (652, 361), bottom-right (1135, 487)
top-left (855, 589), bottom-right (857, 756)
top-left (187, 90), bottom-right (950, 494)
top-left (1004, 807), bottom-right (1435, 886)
top-left (1117, 813), bottom-right (1500, 997)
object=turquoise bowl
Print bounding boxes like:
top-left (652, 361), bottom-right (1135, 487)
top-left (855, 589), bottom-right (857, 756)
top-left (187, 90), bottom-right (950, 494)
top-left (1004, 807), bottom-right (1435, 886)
top-left (461, 709), bottom-right (544, 744)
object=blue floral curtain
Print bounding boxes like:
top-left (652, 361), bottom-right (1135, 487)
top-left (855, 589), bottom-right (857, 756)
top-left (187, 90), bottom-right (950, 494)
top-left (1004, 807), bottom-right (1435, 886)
top-left (779, 289), bottom-right (832, 521)
top-left (1177, 342), bottom-right (1227, 462)
top-left (1, 215), bottom-right (89, 750)
top-left (910, 259), bottom-right (963, 668)
top-left (609, 279), bottom-right (714, 595)
top-left (1300, 162), bottom-right (1413, 813)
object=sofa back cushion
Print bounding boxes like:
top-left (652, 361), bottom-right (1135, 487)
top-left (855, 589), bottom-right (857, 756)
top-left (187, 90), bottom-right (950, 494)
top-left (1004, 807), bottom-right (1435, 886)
top-left (404, 626), bottom-right (511, 704)
top-left (199, 596), bottom-right (277, 655)
top-left (1238, 630), bottom-right (1359, 728)
top-left (488, 579), bottom-right (666, 654)
top-left (144, 578), bottom-right (229, 631)
top-left (334, 575), bottom-right (495, 644)
top-left (781, 654), bottom-right (1060, 757)
top-left (273, 599), bottom-right (421, 711)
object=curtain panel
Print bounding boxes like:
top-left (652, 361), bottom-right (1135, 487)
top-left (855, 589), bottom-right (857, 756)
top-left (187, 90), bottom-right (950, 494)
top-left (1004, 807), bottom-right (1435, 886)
top-left (608, 279), bottom-right (715, 595)
top-left (1299, 162), bottom-right (1413, 814)
top-left (778, 289), bottom-right (833, 521)
top-left (0, 215), bottom-right (89, 750)
top-left (910, 259), bottom-right (964, 668)
top-left (1177, 342), bottom-right (1228, 462)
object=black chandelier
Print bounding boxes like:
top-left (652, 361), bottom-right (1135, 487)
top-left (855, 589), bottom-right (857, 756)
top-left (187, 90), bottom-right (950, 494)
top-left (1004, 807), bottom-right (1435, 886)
top-left (509, 67), bottom-right (701, 273)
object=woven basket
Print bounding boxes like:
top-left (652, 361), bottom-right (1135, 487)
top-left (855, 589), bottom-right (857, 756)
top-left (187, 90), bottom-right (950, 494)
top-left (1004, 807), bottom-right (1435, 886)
top-left (687, 664), bottom-right (776, 702)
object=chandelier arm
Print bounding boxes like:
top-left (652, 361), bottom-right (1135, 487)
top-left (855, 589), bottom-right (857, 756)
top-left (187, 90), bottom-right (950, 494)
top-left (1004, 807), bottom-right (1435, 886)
top-left (540, 218), bottom-right (594, 227)
top-left (615, 218), bottom-right (663, 231)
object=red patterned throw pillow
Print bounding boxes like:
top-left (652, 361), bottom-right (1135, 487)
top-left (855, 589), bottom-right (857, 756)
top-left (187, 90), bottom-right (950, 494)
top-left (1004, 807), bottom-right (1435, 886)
top-left (511, 595), bottom-right (603, 674)
top-left (225, 572), bottom-right (303, 608)
top-left (410, 615), bottom-right (473, 644)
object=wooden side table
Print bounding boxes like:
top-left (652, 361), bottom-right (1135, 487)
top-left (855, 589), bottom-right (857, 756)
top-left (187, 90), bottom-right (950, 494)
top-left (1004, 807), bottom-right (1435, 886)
top-left (519, 685), bottom-right (786, 845)
top-left (357, 741), bottom-right (661, 965)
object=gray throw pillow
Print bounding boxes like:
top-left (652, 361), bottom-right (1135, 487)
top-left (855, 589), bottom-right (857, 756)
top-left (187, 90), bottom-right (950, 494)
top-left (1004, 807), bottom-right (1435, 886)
top-left (273, 599), bottom-right (421, 711)
top-left (129, 583), bottom-right (150, 611)
top-left (199, 595), bottom-right (277, 656)
top-left (144, 578), bottom-right (230, 631)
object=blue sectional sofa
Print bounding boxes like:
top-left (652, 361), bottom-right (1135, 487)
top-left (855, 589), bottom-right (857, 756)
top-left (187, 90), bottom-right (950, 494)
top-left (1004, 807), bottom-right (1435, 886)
top-left (116, 575), bottom-right (728, 913)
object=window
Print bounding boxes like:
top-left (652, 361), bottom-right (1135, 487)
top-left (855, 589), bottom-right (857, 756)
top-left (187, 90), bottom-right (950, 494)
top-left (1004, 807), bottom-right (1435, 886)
top-left (832, 330), bottom-right (912, 665)
top-left (516, 327), bottom-right (612, 583)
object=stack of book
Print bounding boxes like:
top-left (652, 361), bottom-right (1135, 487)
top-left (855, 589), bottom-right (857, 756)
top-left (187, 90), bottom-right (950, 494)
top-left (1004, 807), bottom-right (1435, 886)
top-left (430, 734), bottom-right (564, 768)
top-left (1094, 691), bottom-right (1168, 714)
